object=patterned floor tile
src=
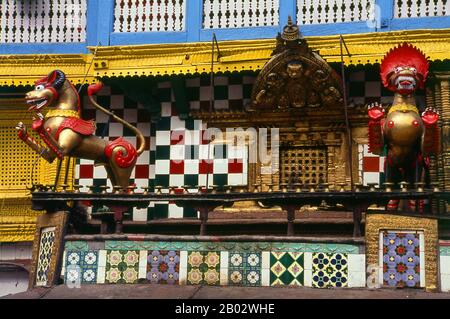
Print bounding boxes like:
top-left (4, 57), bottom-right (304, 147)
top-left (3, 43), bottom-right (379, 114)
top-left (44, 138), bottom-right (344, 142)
top-left (382, 232), bottom-right (421, 288)
top-left (65, 250), bottom-right (99, 284)
top-left (312, 253), bottom-right (348, 288)
top-left (228, 252), bottom-right (262, 286)
top-left (146, 250), bottom-right (180, 284)
top-left (187, 251), bottom-right (220, 286)
top-left (105, 250), bottom-right (140, 284)
top-left (270, 252), bottom-right (304, 286)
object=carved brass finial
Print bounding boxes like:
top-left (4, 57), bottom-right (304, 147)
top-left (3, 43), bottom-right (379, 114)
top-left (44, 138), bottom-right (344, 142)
top-left (281, 16), bottom-right (300, 42)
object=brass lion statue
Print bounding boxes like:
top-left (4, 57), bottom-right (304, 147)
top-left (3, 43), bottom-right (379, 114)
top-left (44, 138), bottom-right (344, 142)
top-left (16, 70), bottom-right (145, 189)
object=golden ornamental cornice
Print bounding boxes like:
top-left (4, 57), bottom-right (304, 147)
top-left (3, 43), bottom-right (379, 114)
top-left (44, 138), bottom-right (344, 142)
top-left (0, 54), bottom-right (96, 86)
top-left (0, 29), bottom-right (449, 86)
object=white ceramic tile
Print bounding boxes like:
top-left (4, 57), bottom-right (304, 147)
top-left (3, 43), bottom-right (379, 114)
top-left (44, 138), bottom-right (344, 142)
top-left (180, 251), bottom-right (188, 268)
top-left (136, 150), bottom-right (150, 165)
top-left (420, 233), bottom-right (425, 252)
top-left (348, 254), bottom-right (366, 273)
top-left (155, 159), bottom-right (170, 175)
top-left (228, 85), bottom-right (243, 99)
top-left (61, 251), bottom-right (67, 278)
top-left (379, 232), bottom-right (384, 251)
top-left (378, 247), bottom-right (383, 285)
top-left (441, 274), bottom-right (450, 292)
top-left (348, 271), bottom-right (366, 288)
top-left (168, 203), bottom-right (184, 218)
top-left (440, 256), bottom-right (450, 275)
top-left (98, 250), bottom-right (107, 268)
top-left (200, 86), bottom-right (212, 101)
top-left (171, 118), bottom-right (185, 131)
top-left (262, 252), bottom-right (270, 269)
top-left (136, 122), bottom-right (151, 135)
top-left (304, 269), bottom-right (312, 287)
top-left (169, 175), bottom-right (185, 187)
top-left (420, 247), bottom-right (426, 287)
top-left (220, 267), bottom-right (228, 286)
top-left (197, 145), bottom-right (209, 160)
top-left (93, 166), bottom-right (108, 179)
top-left (150, 136), bottom-right (157, 151)
top-left (160, 102), bottom-right (172, 116)
top-left (109, 123), bottom-right (123, 136)
top-left (179, 267), bottom-right (187, 285)
top-left (139, 251), bottom-right (148, 279)
top-left (304, 252), bottom-right (312, 270)
top-left (220, 251), bottom-right (229, 270)
top-left (227, 173), bottom-right (245, 185)
top-left (96, 266), bottom-right (106, 284)
top-left (124, 109), bottom-right (138, 122)
top-left (184, 159), bottom-right (199, 175)
top-left (156, 130), bottom-right (171, 145)
top-left (420, 266), bottom-right (426, 287)
top-left (364, 172), bottom-right (380, 184)
top-left (170, 145), bottom-right (185, 160)
top-left (261, 268), bottom-right (270, 287)
top-left (212, 159), bottom-right (228, 174)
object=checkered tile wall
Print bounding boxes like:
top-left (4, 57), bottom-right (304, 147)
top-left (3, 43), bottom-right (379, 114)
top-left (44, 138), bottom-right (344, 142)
top-left (74, 69), bottom-right (406, 221)
top-left (358, 144), bottom-right (386, 187)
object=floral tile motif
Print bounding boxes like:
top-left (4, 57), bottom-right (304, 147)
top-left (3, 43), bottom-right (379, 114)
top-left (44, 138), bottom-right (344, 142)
top-left (228, 252), bottom-right (261, 286)
top-left (36, 227), bottom-right (56, 286)
top-left (312, 253), bottom-right (348, 288)
top-left (146, 250), bottom-right (180, 285)
top-left (105, 250), bottom-right (140, 284)
top-left (187, 251), bottom-right (220, 286)
top-left (383, 232), bottom-right (421, 288)
top-left (65, 250), bottom-right (99, 284)
top-left (270, 252), bottom-right (304, 286)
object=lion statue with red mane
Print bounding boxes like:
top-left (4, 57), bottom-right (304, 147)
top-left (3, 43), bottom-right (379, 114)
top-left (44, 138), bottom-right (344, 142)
top-left (367, 43), bottom-right (440, 212)
top-left (16, 70), bottom-right (145, 189)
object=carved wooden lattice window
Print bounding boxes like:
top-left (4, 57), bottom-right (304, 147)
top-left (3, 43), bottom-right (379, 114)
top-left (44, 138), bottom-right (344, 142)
top-left (280, 147), bottom-right (327, 185)
top-left (203, 0), bottom-right (280, 29)
top-left (394, 0), bottom-right (449, 18)
top-left (113, 0), bottom-right (186, 32)
top-left (296, 0), bottom-right (375, 25)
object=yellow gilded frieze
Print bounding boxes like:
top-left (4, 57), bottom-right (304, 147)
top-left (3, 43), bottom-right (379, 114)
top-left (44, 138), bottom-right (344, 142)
top-left (0, 29), bottom-right (449, 86)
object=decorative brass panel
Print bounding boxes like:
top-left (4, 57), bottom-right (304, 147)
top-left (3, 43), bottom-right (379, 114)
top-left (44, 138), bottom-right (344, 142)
top-left (365, 214), bottom-right (438, 290)
top-left (29, 211), bottom-right (68, 289)
top-left (280, 147), bottom-right (327, 185)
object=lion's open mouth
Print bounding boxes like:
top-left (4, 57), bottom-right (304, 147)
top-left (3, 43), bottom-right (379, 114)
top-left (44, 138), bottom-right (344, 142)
top-left (395, 75), bottom-right (416, 92)
top-left (26, 98), bottom-right (48, 111)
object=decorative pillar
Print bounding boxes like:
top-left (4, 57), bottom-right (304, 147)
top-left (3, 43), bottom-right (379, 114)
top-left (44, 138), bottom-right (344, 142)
top-left (438, 76), bottom-right (450, 213)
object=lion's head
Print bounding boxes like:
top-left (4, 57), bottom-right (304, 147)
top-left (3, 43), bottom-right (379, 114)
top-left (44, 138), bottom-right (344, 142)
top-left (380, 43), bottom-right (429, 96)
top-left (25, 70), bottom-right (66, 111)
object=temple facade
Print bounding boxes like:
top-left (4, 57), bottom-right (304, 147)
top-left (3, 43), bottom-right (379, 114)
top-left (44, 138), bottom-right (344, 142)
top-left (0, 0), bottom-right (449, 296)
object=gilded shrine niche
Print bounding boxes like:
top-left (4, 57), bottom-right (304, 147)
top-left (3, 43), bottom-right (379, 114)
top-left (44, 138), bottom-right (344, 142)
top-left (249, 17), bottom-right (346, 190)
top-left (250, 17), bottom-right (343, 111)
